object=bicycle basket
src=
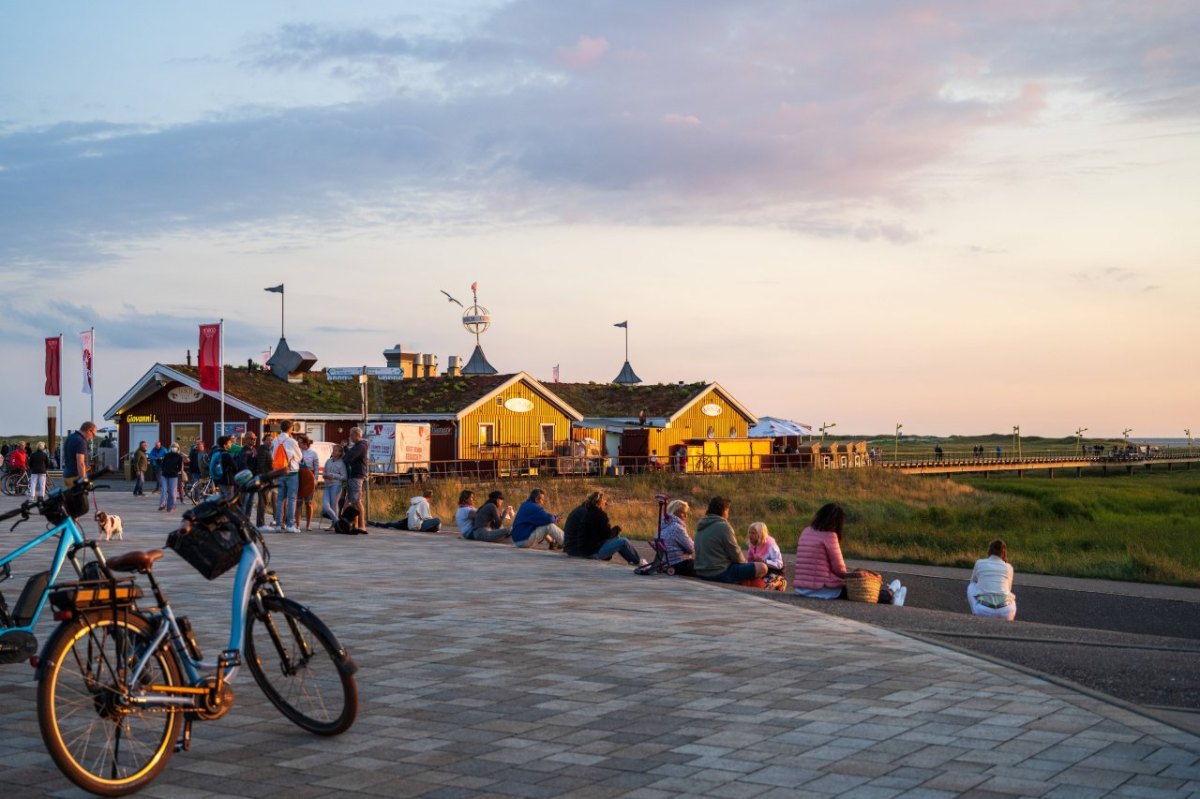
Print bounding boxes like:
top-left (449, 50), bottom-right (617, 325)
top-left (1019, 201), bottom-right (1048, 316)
top-left (42, 484), bottom-right (90, 525)
top-left (166, 515), bottom-right (245, 580)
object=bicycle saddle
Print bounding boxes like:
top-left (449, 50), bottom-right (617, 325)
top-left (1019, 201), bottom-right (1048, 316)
top-left (106, 550), bottom-right (164, 573)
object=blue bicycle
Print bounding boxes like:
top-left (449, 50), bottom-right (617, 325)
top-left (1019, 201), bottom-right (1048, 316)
top-left (0, 481), bottom-right (105, 665)
top-left (35, 468), bottom-right (358, 796)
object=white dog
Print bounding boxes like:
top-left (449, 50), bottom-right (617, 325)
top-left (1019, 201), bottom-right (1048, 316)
top-left (95, 511), bottom-right (123, 541)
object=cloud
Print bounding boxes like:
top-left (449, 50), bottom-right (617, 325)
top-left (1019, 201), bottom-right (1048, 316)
top-left (557, 35), bottom-right (609, 70)
top-left (3, 1), bottom-right (1199, 267)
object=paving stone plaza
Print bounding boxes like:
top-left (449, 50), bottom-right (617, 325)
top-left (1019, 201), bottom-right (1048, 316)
top-left (2, 491), bottom-right (1198, 798)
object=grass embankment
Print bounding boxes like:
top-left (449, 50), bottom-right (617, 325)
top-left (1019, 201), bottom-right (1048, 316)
top-left (373, 468), bottom-right (1200, 587)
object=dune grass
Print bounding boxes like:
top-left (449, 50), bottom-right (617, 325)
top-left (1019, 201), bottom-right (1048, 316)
top-left (373, 467), bottom-right (1200, 587)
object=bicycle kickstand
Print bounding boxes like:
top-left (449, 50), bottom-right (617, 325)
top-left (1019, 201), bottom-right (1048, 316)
top-left (176, 717), bottom-right (192, 753)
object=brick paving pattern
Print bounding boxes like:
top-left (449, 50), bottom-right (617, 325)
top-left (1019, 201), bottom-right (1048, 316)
top-left (1, 490), bottom-right (1198, 797)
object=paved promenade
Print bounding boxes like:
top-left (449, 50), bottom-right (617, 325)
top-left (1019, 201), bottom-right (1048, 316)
top-left (1, 490), bottom-right (1199, 797)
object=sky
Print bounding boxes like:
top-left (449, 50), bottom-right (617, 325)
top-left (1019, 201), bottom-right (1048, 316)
top-left (1, 1), bottom-right (1197, 438)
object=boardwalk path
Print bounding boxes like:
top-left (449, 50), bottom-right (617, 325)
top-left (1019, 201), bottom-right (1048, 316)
top-left (1, 489), bottom-right (1198, 797)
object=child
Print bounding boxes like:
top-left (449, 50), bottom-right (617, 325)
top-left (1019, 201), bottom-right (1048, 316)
top-left (747, 521), bottom-right (787, 591)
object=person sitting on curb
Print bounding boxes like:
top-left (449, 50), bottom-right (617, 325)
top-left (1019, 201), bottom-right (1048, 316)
top-left (747, 521), bottom-right (787, 591)
top-left (470, 490), bottom-right (514, 542)
top-left (455, 489), bottom-right (477, 539)
top-left (511, 488), bottom-right (565, 550)
top-left (968, 539), bottom-right (1017, 620)
top-left (407, 488), bottom-right (442, 532)
top-left (563, 490), bottom-right (646, 567)
top-left (693, 497), bottom-right (767, 584)
top-left (793, 502), bottom-right (860, 599)
top-left (660, 500), bottom-right (695, 576)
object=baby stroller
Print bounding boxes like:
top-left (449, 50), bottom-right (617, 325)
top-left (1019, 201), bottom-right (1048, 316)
top-left (635, 494), bottom-right (676, 575)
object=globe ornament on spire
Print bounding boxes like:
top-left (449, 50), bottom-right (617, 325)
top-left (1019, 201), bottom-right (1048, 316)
top-left (461, 281), bottom-right (497, 375)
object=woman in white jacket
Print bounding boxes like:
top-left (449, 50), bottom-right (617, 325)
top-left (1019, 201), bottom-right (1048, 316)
top-left (968, 539), bottom-right (1017, 620)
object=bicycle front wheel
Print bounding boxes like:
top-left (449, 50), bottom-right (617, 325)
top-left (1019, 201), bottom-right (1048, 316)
top-left (245, 595), bottom-right (357, 735)
top-left (37, 612), bottom-right (182, 796)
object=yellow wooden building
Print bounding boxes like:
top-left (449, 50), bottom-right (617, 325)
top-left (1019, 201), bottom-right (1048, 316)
top-left (550, 381), bottom-right (759, 469)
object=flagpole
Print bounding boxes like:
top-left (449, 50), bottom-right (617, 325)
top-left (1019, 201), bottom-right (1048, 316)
top-left (219, 318), bottom-right (225, 439)
top-left (280, 288), bottom-right (285, 339)
top-left (89, 326), bottom-right (95, 425)
top-left (58, 333), bottom-right (64, 464)
top-left (625, 323), bottom-right (629, 363)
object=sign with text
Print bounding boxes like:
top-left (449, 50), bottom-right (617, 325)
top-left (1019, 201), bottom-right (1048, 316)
top-left (325, 367), bottom-right (404, 382)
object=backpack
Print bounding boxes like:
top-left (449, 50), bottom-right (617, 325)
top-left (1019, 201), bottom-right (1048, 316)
top-left (272, 438), bottom-right (290, 471)
top-left (209, 450), bottom-right (226, 483)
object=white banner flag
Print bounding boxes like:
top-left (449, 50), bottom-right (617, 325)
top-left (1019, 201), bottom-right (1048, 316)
top-left (80, 330), bottom-right (94, 395)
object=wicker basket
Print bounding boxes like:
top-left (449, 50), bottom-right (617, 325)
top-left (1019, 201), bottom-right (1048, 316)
top-left (166, 520), bottom-right (244, 580)
top-left (844, 572), bottom-right (882, 603)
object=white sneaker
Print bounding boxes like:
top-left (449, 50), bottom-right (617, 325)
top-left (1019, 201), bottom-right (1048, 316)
top-left (285, 525), bottom-right (301, 534)
top-left (636, 558), bottom-right (650, 568)
top-left (892, 586), bottom-right (907, 607)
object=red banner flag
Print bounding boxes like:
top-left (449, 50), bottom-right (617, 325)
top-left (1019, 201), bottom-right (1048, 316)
top-left (45, 337), bottom-right (61, 396)
top-left (198, 324), bottom-right (221, 391)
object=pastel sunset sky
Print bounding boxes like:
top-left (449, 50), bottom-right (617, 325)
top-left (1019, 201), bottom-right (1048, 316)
top-left (1, 1), bottom-right (1196, 437)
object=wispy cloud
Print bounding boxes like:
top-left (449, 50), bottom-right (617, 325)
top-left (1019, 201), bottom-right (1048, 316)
top-left (2, 1), bottom-right (1198, 268)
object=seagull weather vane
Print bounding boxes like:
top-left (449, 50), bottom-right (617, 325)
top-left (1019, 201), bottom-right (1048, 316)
top-left (457, 281), bottom-right (497, 375)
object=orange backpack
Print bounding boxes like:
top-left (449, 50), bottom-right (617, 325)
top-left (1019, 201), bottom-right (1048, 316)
top-left (272, 438), bottom-right (290, 471)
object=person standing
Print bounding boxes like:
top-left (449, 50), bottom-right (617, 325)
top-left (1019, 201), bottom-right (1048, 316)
top-left (187, 440), bottom-right (207, 483)
top-left (968, 539), bottom-right (1017, 621)
top-left (131, 441), bottom-right (149, 496)
top-left (693, 496), bottom-right (767, 584)
top-left (237, 432), bottom-right (260, 515)
top-left (7, 442), bottom-right (27, 474)
top-left (254, 432), bottom-right (277, 528)
top-left (321, 444), bottom-right (347, 524)
top-left (209, 436), bottom-right (237, 501)
top-left (158, 443), bottom-right (184, 512)
top-left (406, 488), bottom-right (441, 532)
top-left (27, 442), bottom-right (50, 499)
top-left (343, 427), bottom-right (368, 531)
top-left (148, 440), bottom-right (167, 495)
top-left (511, 488), bottom-right (565, 550)
top-left (62, 422), bottom-right (96, 488)
top-left (272, 421), bottom-right (303, 533)
top-left (298, 436), bottom-right (319, 531)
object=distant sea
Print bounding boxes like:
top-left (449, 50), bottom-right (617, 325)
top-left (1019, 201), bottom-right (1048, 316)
top-left (1133, 438), bottom-right (1190, 446)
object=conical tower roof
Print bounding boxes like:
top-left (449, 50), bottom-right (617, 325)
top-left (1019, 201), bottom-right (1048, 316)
top-left (612, 360), bottom-right (642, 385)
top-left (462, 343), bottom-right (498, 375)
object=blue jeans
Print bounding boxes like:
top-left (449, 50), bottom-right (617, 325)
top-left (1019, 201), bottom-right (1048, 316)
top-left (700, 562), bottom-right (758, 583)
top-left (161, 477), bottom-right (178, 511)
top-left (594, 537), bottom-right (640, 565)
top-left (133, 470), bottom-right (144, 495)
top-left (322, 483), bottom-right (343, 521)
top-left (275, 472), bottom-right (299, 527)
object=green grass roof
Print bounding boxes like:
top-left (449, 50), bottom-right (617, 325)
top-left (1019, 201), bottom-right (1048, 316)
top-left (550, 382), bottom-right (709, 418)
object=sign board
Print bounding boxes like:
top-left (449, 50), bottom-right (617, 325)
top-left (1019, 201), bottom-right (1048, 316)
top-left (504, 397), bottom-right (534, 413)
top-left (215, 422), bottom-right (247, 438)
top-left (364, 423), bottom-right (431, 474)
top-left (126, 414), bottom-right (158, 423)
top-left (701, 403), bottom-right (723, 417)
top-left (325, 367), bottom-right (405, 382)
top-left (168, 387), bottom-right (204, 404)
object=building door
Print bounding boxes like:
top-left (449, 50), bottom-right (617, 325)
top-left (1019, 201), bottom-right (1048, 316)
top-left (127, 423), bottom-right (159, 458)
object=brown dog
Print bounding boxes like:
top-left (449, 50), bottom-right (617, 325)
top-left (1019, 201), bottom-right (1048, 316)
top-left (95, 511), bottom-right (123, 541)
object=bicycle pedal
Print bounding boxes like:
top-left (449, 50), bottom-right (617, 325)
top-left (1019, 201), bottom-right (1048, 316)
top-left (217, 649), bottom-right (241, 669)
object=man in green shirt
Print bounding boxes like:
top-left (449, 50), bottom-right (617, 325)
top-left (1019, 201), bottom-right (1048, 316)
top-left (693, 496), bottom-right (768, 584)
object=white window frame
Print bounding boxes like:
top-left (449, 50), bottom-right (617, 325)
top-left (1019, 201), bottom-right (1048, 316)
top-left (539, 423), bottom-right (555, 451)
top-left (479, 423), bottom-right (495, 449)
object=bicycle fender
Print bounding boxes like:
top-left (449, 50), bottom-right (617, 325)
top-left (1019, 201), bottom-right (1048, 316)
top-left (260, 595), bottom-right (358, 677)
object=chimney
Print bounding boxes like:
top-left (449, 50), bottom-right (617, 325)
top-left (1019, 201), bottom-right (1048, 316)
top-left (421, 353), bottom-right (437, 378)
top-left (445, 355), bottom-right (462, 377)
top-left (186, 349), bottom-right (192, 367)
top-left (383, 344), bottom-right (404, 369)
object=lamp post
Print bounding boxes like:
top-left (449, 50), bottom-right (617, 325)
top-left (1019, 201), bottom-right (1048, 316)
top-left (1013, 425), bottom-right (1022, 460)
top-left (1186, 429), bottom-right (1192, 450)
top-left (359, 371), bottom-right (369, 523)
top-left (820, 421), bottom-right (836, 443)
top-left (894, 423), bottom-right (902, 462)
top-left (1075, 427), bottom-right (1088, 455)
top-left (1123, 428), bottom-right (1133, 444)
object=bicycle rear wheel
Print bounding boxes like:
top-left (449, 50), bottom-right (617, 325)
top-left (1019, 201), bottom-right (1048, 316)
top-left (37, 612), bottom-right (182, 796)
top-left (244, 594), bottom-right (357, 735)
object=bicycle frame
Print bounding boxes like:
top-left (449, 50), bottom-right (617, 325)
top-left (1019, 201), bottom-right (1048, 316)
top-left (0, 516), bottom-right (92, 638)
top-left (125, 536), bottom-right (272, 706)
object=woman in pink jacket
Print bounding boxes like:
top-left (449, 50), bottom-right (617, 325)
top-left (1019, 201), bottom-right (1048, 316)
top-left (793, 503), bottom-right (857, 599)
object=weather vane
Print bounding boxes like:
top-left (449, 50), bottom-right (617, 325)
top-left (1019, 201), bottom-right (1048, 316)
top-left (442, 282), bottom-right (497, 374)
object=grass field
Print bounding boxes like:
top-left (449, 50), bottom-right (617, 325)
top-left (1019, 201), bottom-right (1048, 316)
top-left (374, 467), bottom-right (1200, 587)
